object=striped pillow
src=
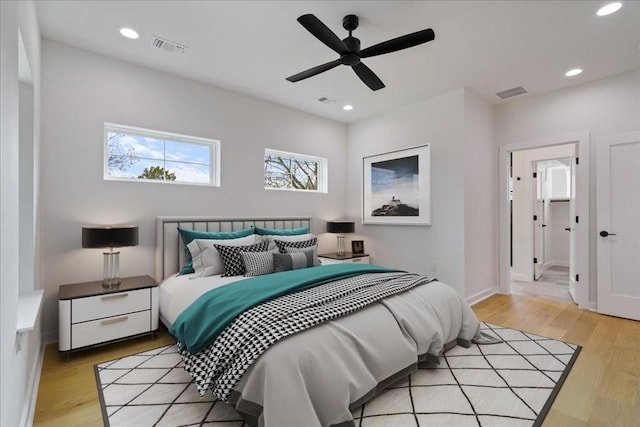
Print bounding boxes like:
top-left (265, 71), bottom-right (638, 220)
top-left (273, 249), bottom-right (316, 272)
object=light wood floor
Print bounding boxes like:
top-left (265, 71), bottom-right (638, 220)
top-left (34, 330), bottom-right (175, 426)
top-left (34, 294), bottom-right (640, 426)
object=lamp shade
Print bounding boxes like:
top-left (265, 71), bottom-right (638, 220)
top-left (82, 225), bottom-right (139, 248)
top-left (326, 221), bottom-right (355, 234)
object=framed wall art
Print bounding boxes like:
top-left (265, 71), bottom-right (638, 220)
top-left (351, 240), bottom-right (365, 255)
top-left (362, 144), bottom-right (431, 225)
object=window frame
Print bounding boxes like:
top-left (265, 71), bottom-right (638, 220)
top-left (103, 122), bottom-right (220, 187)
top-left (264, 148), bottom-right (328, 193)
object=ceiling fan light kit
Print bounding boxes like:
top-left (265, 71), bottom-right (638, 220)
top-left (287, 14), bottom-right (435, 91)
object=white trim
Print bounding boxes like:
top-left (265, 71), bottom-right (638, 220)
top-left (545, 260), bottom-right (570, 268)
top-left (510, 272), bottom-right (529, 282)
top-left (467, 287), bottom-right (499, 306)
top-left (499, 132), bottom-right (590, 310)
top-left (43, 329), bottom-right (57, 345)
top-left (19, 339), bottom-right (44, 427)
top-left (103, 122), bottom-right (220, 187)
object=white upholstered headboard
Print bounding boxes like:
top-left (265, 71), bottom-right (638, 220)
top-left (155, 216), bottom-right (312, 281)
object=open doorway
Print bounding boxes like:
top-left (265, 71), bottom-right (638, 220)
top-left (498, 133), bottom-right (590, 309)
top-left (510, 147), bottom-right (575, 302)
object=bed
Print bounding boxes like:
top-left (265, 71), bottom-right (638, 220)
top-left (156, 216), bottom-right (482, 427)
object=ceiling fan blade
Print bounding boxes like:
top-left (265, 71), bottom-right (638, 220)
top-left (298, 14), bottom-right (349, 55)
top-left (352, 62), bottom-right (385, 91)
top-left (286, 59), bottom-right (342, 82)
top-left (360, 28), bottom-right (435, 58)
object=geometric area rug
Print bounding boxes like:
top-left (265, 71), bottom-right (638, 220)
top-left (95, 322), bottom-right (581, 427)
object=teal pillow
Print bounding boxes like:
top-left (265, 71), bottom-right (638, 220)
top-left (177, 226), bottom-right (254, 274)
top-left (254, 225), bottom-right (310, 236)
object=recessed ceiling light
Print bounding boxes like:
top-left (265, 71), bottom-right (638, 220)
top-left (119, 28), bottom-right (139, 39)
top-left (597, 2), bottom-right (622, 16)
top-left (565, 68), bottom-right (583, 77)
top-left (343, 105), bottom-right (354, 111)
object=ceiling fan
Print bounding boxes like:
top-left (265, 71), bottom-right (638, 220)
top-left (286, 14), bottom-right (435, 91)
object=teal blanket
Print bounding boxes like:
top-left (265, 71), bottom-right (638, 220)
top-left (169, 264), bottom-right (399, 354)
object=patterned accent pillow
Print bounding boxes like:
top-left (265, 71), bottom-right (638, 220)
top-left (274, 237), bottom-right (317, 254)
top-left (273, 251), bottom-right (316, 272)
top-left (241, 251), bottom-right (275, 277)
top-left (214, 241), bottom-right (269, 277)
top-left (284, 245), bottom-right (320, 266)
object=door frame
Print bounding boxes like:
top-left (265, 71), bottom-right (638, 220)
top-left (499, 131), bottom-right (590, 309)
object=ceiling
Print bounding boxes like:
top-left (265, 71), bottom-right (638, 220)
top-left (35, 1), bottom-right (640, 123)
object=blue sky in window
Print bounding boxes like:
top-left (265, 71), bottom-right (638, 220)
top-left (108, 132), bottom-right (211, 183)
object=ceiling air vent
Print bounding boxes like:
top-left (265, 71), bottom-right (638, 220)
top-left (495, 86), bottom-right (527, 99)
top-left (151, 36), bottom-right (188, 54)
top-left (318, 96), bottom-right (339, 104)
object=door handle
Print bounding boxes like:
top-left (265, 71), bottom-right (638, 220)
top-left (564, 228), bottom-right (571, 231)
top-left (599, 231), bottom-right (617, 237)
top-left (541, 224), bottom-right (547, 227)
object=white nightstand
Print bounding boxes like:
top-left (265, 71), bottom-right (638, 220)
top-left (319, 252), bottom-right (370, 265)
top-left (58, 275), bottom-right (159, 359)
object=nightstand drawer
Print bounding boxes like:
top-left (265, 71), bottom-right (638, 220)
top-left (320, 256), bottom-right (370, 265)
top-left (346, 257), bottom-right (369, 264)
top-left (71, 310), bottom-right (151, 348)
top-left (71, 288), bottom-right (150, 323)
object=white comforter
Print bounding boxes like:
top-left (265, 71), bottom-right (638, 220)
top-left (160, 273), bottom-right (481, 427)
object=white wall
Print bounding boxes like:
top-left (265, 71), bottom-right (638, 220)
top-left (346, 89), bottom-right (466, 293)
top-left (496, 68), bottom-right (640, 303)
top-left (20, 82), bottom-right (35, 293)
top-left (1, 2), bottom-right (42, 426)
top-left (345, 88), bottom-right (497, 299)
top-left (39, 40), bottom-right (348, 339)
top-left (463, 89), bottom-right (497, 301)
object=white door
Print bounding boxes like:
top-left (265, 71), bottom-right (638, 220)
top-left (568, 153), bottom-right (577, 302)
top-left (532, 162), bottom-right (545, 280)
top-left (597, 131), bottom-right (640, 321)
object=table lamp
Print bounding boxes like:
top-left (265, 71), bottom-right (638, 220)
top-left (82, 225), bottom-right (138, 288)
top-left (326, 220), bottom-right (355, 256)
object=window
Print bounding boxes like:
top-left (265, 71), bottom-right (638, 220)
top-left (104, 123), bottom-right (220, 186)
top-left (264, 149), bottom-right (327, 193)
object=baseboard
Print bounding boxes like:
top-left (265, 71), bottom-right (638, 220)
top-left (547, 260), bottom-right (569, 268)
top-left (467, 287), bottom-right (499, 306)
top-left (19, 338), bottom-right (45, 427)
top-left (43, 329), bottom-right (57, 345)
top-left (511, 272), bottom-right (529, 282)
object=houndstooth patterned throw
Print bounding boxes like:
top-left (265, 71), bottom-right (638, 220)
top-left (177, 271), bottom-right (436, 401)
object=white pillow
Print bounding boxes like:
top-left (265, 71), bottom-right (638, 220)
top-left (264, 233), bottom-right (316, 251)
top-left (188, 234), bottom-right (260, 277)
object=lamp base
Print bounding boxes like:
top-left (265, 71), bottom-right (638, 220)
top-left (103, 250), bottom-right (121, 288)
top-left (102, 279), bottom-right (121, 289)
top-left (336, 234), bottom-right (345, 256)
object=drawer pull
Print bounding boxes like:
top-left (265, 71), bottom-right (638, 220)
top-left (101, 293), bottom-right (128, 301)
top-left (101, 316), bottom-right (128, 325)
top-left (352, 258), bottom-right (362, 262)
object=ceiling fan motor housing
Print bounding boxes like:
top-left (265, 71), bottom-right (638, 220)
top-left (343, 14), bottom-right (359, 32)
